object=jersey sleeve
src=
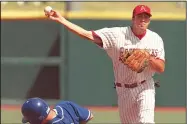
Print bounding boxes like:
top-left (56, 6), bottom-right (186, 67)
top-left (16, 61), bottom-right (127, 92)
top-left (94, 27), bottom-right (119, 50)
top-left (68, 101), bottom-right (91, 122)
top-left (156, 36), bottom-right (165, 61)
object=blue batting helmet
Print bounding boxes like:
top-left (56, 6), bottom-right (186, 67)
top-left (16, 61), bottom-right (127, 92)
top-left (21, 97), bottom-right (50, 124)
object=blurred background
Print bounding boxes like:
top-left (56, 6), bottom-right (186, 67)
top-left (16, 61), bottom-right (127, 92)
top-left (1, 2), bottom-right (186, 123)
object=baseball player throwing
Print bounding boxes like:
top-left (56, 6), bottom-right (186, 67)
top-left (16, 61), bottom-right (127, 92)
top-left (21, 97), bottom-right (93, 124)
top-left (45, 4), bottom-right (165, 124)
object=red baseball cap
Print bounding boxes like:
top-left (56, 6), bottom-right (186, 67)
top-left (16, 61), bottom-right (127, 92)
top-left (132, 5), bottom-right (152, 17)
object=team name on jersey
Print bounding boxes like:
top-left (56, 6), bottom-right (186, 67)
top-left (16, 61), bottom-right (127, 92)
top-left (119, 47), bottom-right (160, 63)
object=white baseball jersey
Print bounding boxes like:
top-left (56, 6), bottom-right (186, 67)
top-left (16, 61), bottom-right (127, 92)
top-left (94, 26), bottom-right (165, 123)
top-left (94, 26), bottom-right (165, 84)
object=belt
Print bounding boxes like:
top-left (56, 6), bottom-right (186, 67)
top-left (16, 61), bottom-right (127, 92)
top-left (115, 80), bottom-right (146, 88)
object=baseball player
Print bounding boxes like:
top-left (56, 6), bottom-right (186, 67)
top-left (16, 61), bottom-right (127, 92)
top-left (21, 97), bottom-right (93, 124)
top-left (45, 4), bottom-right (165, 124)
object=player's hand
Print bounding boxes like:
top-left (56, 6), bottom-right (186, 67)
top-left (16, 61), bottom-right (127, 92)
top-left (45, 10), bottom-right (64, 22)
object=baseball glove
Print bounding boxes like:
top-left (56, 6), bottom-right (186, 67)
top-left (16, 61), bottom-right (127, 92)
top-left (120, 49), bottom-right (151, 73)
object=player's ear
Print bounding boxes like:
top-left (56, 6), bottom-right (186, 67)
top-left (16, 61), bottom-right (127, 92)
top-left (132, 17), bottom-right (135, 21)
top-left (131, 18), bottom-right (134, 25)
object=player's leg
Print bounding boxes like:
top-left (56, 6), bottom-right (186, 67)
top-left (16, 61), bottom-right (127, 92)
top-left (80, 113), bottom-right (93, 124)
top-left (117, 89), bottom-right (139, 123)
top-left (136, 88), bottom-right (155, 124)
top-left (68, 101), bottom-right (94, 123)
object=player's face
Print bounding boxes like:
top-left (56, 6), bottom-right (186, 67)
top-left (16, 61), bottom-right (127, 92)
top-left (133, 13), bottom-right (151, 30)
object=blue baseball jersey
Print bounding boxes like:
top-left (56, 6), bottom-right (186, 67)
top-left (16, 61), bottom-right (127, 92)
top-left (47, 101), bottom-right (91, 124)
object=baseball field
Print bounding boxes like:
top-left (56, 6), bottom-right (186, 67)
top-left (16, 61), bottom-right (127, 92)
top-left (1, 105), bottom-right (185, 123)
top-left (1, 2), bottom-right (186, 124)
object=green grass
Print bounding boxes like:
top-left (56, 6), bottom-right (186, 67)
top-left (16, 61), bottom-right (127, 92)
top-left (1, 110), bottom-right (185, 123)
top-left (155, 112), bottom-right (185, 123)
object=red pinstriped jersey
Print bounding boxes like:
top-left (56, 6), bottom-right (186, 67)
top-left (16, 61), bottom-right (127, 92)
top-left (94, 26), bottom-right (165, 84)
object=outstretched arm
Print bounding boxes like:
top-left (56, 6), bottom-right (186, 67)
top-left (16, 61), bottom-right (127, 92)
top-left (45, 9), bottom-right (102, 45)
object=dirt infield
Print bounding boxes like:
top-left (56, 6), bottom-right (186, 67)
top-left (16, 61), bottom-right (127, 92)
top-left (1, 104), bottom-right (185, 112)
